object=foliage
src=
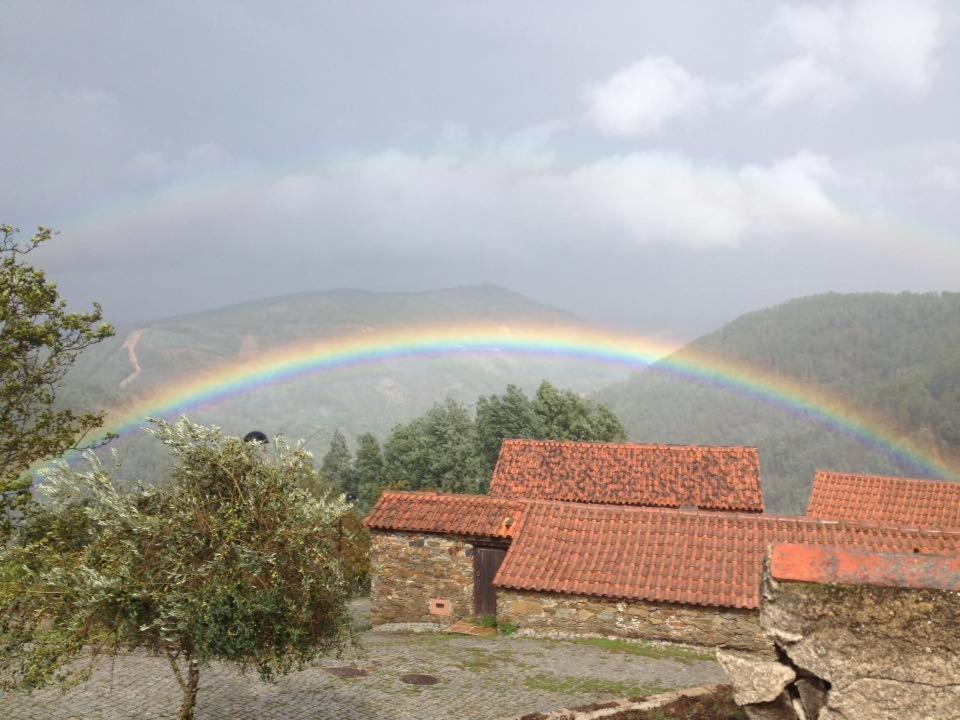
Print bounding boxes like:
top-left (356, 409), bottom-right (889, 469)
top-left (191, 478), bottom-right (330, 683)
top-left (329, 381), bottom-right (628, 509)
top-left (321, 429), bottom-right (356, 496)
top-left (0, 418), bottom-right (353, 720)
top-left (596, 292), bottom-right (960, 513)
top-left (383, 398), bottom-right (486, 494)
top-left (0, 225), bottom-right (114, 537)
top-left (475, 384), bottom-right (544, 473)
top-left (476, 381), bottom-right (626, 479)
top-left (354, 432), bottom-right (385, 512)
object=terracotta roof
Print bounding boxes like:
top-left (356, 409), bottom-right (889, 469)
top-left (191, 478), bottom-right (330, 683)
top-left (769, 543), bottom-right (960, 592)
top-left (493, 501), bottom-right (960, 609)
top-left (489, 439), bottom-right (763, 512)
top-left (807, 471), bottom-right (960, 530)
top-left (363, 491), bottom-right (525, 539)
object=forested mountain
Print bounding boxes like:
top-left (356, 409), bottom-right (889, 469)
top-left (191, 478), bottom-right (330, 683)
top-left (595, 292), bottom-right (960, 513)
top-left (61, 285), bottom-right (627, 480)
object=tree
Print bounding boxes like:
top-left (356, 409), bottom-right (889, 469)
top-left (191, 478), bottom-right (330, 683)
top-left (321, 429), bottom-right (356, 496)
top-left (0, 419), bottom-right (353, 720)
top-left (532, 380), bottom-right (626, 443)
top-left (475, 384), bottom-right (543, 479)
top-left (0, 225), bottom-right (114, 536)
top-left (383, 398), bottom-right (484, 494)
top-left (354, 432), bottom-right (385, 512)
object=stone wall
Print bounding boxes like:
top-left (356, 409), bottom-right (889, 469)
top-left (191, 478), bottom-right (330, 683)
top-left (720, 545), bottom-right (960, 720)
top-left (369, 531), bottom-right (475, 625)
top-left (498, 590), bottom-right (770, 653)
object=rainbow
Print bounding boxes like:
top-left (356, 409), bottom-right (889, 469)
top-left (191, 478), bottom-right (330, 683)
top-left (94, 322), bottom-right (957, 480)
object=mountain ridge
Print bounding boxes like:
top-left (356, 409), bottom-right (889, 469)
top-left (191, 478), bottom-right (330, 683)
top-left (595, 291), bottom-right (960, 513)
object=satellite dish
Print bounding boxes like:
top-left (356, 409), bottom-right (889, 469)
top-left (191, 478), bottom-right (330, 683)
top-left (243, 430), bottom-right (269, 445)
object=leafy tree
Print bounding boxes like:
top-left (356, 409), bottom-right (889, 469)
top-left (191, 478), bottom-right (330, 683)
top-left (373, 384), bottom-right (626, 499)
top-left (321, 429), bottom-right (356, 496)
top-left (383, 398), bottom-right (484, 494)
top-left (0, 225), bottom-right (114, 536)
top-left (354, 432), bottom-right (385, 512)
top-left (532, 380), bottom-right (626, 443)
top-left (0, 418), bottom-right (353, 720)
top-left (475, 384), bottom-right (543, 476)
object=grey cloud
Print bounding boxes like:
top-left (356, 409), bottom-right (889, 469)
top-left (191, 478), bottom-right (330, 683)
top-left (0, 0), bottom-right (957, 336)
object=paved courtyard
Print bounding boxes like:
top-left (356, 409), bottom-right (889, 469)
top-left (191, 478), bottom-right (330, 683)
top-left (0, 627), bottom-right (724, 720)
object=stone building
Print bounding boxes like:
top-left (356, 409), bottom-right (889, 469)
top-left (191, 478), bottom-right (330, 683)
top-left (364, 440), bottom-right (960, 652)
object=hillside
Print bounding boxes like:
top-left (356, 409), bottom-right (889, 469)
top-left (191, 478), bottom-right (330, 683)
top-left (63, 285), bottom-right (628, 479)
top-left (595, 292), bottom-right (960, 514)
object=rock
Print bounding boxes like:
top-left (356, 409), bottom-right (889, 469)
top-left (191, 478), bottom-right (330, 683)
top-left (743, 695), bottom-right (800, 720)
top-left (717, 650), bottom-right (796, 706)
top-left (509, 599), bottom-right (544, 616)
top-left (795, 676), bottom-right (828, 719)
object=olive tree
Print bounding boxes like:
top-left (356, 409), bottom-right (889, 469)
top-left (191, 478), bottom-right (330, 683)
top-left (0, 418), bottom-right (354, 720)
top-left (0, 224), bottom-right (114, 536)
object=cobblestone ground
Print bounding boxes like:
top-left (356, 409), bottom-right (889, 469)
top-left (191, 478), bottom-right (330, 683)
top-left (1, 631), bottom-right (724, 720)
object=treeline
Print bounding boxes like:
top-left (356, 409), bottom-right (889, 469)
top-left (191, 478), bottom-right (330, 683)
top-left (320, 380), bottom-right (626, 512)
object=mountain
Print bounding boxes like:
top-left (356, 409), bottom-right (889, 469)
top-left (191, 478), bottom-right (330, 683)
top-left (63, 285), bottom-right (628, 479)
top-left (595, 292), bottom-right (960, 514)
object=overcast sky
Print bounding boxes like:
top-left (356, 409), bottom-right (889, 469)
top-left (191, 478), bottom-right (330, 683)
top-left (2, 1), bottom-right (958, 338)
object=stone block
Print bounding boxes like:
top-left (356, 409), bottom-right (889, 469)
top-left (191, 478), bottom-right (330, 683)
top-left (509, 599), bottom-right (544, 616)
top-left (717, 650), bottom-right (796, 706)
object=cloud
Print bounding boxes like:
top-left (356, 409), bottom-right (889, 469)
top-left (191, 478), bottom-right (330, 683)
top-left (565, 151), bottom-right (849, 247)
top-left (64, 143), bottom-right (856, 279)
top-left (582, 56), bottom-right (708, 136)
top-left (128, 143), bottom-right (227, 184)
top-left (747, 55), bottom-right (853, 109)
top-left (580, 1), bottom-right (945, 136)
top-left (769, 0), bottom-right (944, 93)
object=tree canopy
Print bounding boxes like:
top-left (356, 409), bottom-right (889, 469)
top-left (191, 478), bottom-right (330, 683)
top-left (331, 380), bottom-right (627, 511)
top-left (0, 225), bottom-right (114, 536)
top-left (0, 419), bottom-right (354, 720)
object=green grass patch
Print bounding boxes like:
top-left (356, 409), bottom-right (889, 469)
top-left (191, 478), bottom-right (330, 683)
top-left (523, 672), bottom-right (665, 698)
top-left (573, 637), bottom-right (713, 664)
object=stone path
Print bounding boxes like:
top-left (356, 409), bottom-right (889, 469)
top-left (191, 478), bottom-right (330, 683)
top-left (1, 631), bottom-right (724, 720)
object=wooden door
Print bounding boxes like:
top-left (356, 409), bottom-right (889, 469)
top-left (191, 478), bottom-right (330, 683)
top-left (473, 546), bottom-right (506, 617)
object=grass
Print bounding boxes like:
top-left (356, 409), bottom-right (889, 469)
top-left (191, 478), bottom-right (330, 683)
top-left (572, 637), bottom-right (714, 665)
top-left (469, 615), bottom-right (518, 635)
top-left (523, 672), bottom-right (665, 699)
top-left (454, 647), bottom-right (517, 672)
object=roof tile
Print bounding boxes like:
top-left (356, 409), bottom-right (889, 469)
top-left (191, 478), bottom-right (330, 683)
top-left (808, 471), bottom-right (960, 530)
top-left (363, 491), bottom-right (525, 539)
top-left (489, 439), bottom-right (763, 512)
top-left (494, 501), bottom-right (960, 609)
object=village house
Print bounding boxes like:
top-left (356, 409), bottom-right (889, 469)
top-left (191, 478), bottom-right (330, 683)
top-left (363, 439), bottom-right (960, 652)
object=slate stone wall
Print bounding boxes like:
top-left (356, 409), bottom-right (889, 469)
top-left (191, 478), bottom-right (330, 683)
top-left (369, 531), bottom-right (475, 624)
top-left (498, 590), bottom-right (769, 652)
top-left (724, 575), bottom-right (960, 720)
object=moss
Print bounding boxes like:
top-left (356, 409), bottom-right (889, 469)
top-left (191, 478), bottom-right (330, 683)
top-left (523, 672), bottom-right (665, 698)
top-left (572, 637), bottom-right (714, 664)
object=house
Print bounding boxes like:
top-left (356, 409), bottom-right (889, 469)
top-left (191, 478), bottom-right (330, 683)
top-left (807, 470), bottom-right (960, 530)
top-left (364, 440), bottom-right (960, 652)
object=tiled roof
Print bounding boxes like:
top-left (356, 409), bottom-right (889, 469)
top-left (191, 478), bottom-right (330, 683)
top-left (363, 491), bottom-right (525, 539)
top-left (807, 471), bottom-right (960, 530)
top-left (489, 439), bottom-right (763, 512)
top-left (769, 543), bottom-right (960, 592)
top-left (493, 501), bottom-right (960, 609)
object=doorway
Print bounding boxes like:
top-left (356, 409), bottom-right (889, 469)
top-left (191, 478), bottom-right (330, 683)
top-left (472, 546), bottom-right (506, 617)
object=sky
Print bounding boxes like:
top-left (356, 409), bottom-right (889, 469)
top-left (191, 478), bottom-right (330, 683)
top-left (2, 1), bottom-right (959, 339)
